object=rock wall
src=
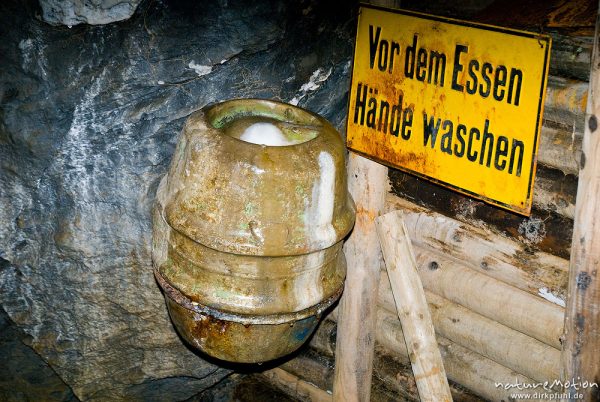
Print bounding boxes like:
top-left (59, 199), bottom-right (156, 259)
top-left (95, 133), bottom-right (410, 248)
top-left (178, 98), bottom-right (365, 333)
top-left (39, 0), bottom-right (142, 26)
top-left (0, 0), bottom-right (355, 400)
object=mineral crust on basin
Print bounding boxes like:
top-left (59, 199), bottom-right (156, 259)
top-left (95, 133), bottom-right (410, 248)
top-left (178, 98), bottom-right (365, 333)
top-left (152, 99), bottom-right (355, 363)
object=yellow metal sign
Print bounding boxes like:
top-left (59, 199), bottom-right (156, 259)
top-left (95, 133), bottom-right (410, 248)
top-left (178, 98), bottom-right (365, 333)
top-left (347, 5), bottom-right (551, 215)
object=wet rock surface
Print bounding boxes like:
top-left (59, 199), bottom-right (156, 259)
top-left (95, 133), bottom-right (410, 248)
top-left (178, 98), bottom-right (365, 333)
top-left (0, 0), bottom-right (354, 400)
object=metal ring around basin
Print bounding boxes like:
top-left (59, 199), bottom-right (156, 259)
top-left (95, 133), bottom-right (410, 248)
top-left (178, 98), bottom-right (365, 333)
top-left (155, 268), bottom-right (343, 325)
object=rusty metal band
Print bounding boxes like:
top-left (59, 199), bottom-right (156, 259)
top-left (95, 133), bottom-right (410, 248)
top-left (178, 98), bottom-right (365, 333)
top-left (154, 268), bottom-right (343, 325)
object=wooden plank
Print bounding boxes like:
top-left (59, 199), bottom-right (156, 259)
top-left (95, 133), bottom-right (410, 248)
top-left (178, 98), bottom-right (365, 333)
top-left (332, 3), bottom-right (400, 397)
top-left (385, 195), bottom-right (570, 304)
top-left (324, 314), bottom-right (521, 401)
top-left (548, 33), bottom-right (594, 81)
top-left (379, 273), bottom-right (561, 383)
top-left (474, 0), bottom-right (596, 36)
top-left (376, 308), bottom-right (540, 401)
top-left (330, 307), bottom-right (541, 400)
top-left (309, 319), bottom-right (337, 358)
top-left (372, 347), bottom-right (482, 402)
top-left (538, 125), bottom-right (582, 176)
top-left (280, 349), bottom-right (335, 394)
top-left (262, 368), bottom-right (333, 402)
top-left (534, 166), bottom-right (578, 218)
top-left (541, 78), bottom-right (587, 175)
top-left (389, 169), bottom-right (574, 259)
top-left (332, 152), bottom-right (387, 402)
top-left (412, 246), bottom-right (565, 348)
top-left (283, 323), bottom-right (482, 402)
top-left (375, 211), bottom-right (452, 402)
top-left (561, 3), bottom-right (600, 400)
top-left (371, 346), bottom-right (421, 402)
top-left (400, 2), bottom-right (594, 81)
top-left (545, 77), bottom-right (588, 134)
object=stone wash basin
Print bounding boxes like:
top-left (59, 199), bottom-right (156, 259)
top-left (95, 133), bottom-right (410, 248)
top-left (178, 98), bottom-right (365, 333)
top-left (152, 99), bottom-right (355, 363)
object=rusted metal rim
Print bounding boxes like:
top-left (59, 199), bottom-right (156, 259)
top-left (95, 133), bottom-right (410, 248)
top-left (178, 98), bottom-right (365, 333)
top-left (155, 268), bottom-right (343, 325)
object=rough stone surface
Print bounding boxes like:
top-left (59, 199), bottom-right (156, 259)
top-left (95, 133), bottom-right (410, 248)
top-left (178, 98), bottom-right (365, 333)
top-left (39, 0), bottom-right (142, 26)
top-left (0, 307), bottom-right (78, 402)
top-left (0, 0), bottom-right (354, 400)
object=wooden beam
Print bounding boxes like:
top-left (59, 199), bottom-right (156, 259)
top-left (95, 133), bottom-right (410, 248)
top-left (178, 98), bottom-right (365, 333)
top-left (538, 125), bottom-right (582, 175)
top-left (371, 346), bottom-right (482, 402)
top-left (385, 195), bottom-right (570, 304)
top-left (376, 308), bottom-right (540, 401)
top-left (545, 77), bottom-right (588, 130)
top-left (534, 167), bottom-right (577, 219)
top-left (309, 319), bottom-right (337, 357)
top-left (375, 211), bottom-right (452, 401)
top-left (332, 2), bottom-right (402, 399)
top-left (309, 319), bottom-right (483, 401)
top-left (379, 273), bottom-right (561, 383)
top-left (330, 308), bottom-right (541, 400)
top-left (548, 33), bottom-right (594, 82)
top-left (332, 153), bottom-right (387, 402)
top-left (561, 3), bottom-right (600, 400)
top-left (263, 368), bottom-right (333, 402)
top-left (388, 169), bottom-right (575, 260)
top-left (413, 246), bottom-right (565, 348)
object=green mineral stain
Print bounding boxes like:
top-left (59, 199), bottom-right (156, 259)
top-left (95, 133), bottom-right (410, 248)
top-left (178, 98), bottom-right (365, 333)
top-left (244, 203), bottom-right (256, 216)
top-left (286, 130), bottom-right (304, 141)
top-left (295, 184), bottom-right (305, 196)
top-left (298, 212), bottom-right (306, 222)
top-left (281, 127), bottom-right (318, 142)
top-left (239, 222), bottom-right (249, 230)
top-left (215, 289), bottom-right (233, 299)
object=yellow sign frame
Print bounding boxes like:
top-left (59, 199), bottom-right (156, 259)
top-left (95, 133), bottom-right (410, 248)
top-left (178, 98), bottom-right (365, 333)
top-left (346, 5), bottom-right (551, 215)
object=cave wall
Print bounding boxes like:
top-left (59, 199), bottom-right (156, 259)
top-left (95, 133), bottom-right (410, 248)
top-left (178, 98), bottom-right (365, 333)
top-left (0, 0), bottom-right (355, 400)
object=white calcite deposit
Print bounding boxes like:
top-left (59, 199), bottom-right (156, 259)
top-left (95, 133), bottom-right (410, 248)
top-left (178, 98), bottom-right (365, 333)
top-left (240, 122), bottom-right (296, 146)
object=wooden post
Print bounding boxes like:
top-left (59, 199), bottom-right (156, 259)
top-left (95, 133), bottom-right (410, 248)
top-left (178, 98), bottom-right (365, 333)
top-left (561, 3), bottom-right (600, 400)
top-left (376, 211), bottom-right (452, 401)
top-left (332, 153), bottom-right (387, 402)
top-left (333, 2), bottom-right (401, 399)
